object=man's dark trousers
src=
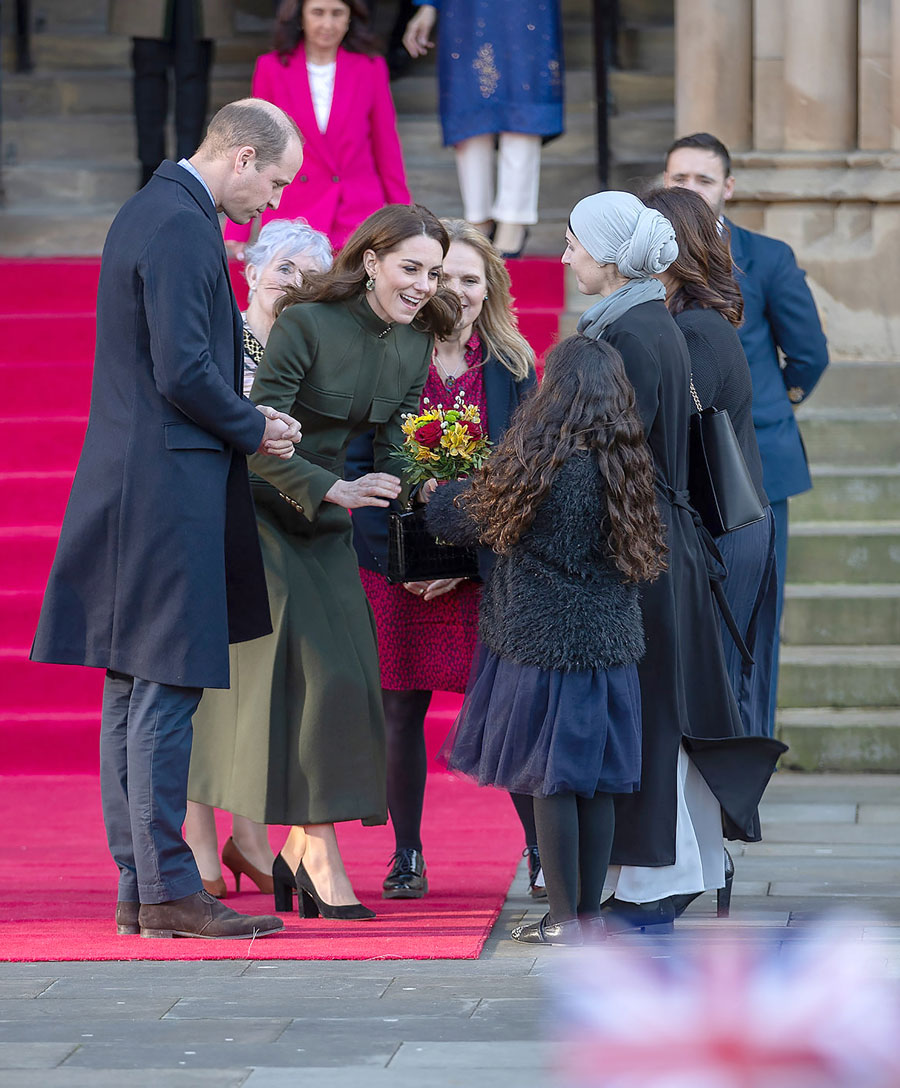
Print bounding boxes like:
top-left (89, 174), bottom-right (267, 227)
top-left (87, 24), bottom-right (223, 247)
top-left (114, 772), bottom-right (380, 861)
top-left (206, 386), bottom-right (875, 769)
top-left (100, 670), bottom-right (205, 904)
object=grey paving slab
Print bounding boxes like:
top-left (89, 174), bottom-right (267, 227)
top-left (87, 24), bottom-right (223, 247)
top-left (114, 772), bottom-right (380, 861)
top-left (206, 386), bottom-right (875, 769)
top-left (0, 962), bottom-right (249, 980)
top-left (760, 823), bottom-right (900, 844)
top-left (389, 1040), bottom-right (547, 1068)
top-left (165, 995), bottom-right (480, 1020)
top-left (733, 857), bottom-right (900, 881)
top-left (45, 976), bottom-right (393, 1001)
top-left (244, 1069), bottom-right (545, 1088)
top-left (771, 881), bottom-right (900, 898)
top-left (0, 1042), bottom-right (77, 1069)
top-left (380, 975), bottom-right (546, 999)
top-left (278, 1012), bottom-right (540, 1045)
top-left (3, 1071), bottom-right (249, 1087)
top-left (758, 802), bottom-right (858, 822)
top-left (858, 803), bottom-right (900, 824)
top-left (743, 842), bottom-right (900, 858)
top-left (60, 1040), bottom-right (392, 1070)
top-left (0, 997), bottom-right (178, 1020)
top-left (0, 979), bottom-right (57, 998)
top-left (0, 1019), bottom-right (290, 1046)
top-left (240, 958), bottom-right (539, 978)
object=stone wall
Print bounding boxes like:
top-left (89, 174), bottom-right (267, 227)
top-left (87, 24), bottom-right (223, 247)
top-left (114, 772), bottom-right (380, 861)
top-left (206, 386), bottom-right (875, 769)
top-left (676, 0), bottom-right (900, 362)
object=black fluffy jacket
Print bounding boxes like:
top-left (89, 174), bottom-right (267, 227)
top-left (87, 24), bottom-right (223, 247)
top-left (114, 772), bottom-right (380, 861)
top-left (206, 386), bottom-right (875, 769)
top-left (425, 451), bottom-right (646, 672)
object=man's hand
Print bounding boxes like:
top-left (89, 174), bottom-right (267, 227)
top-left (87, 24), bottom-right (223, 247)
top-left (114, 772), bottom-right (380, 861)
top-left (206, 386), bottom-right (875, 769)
top-left (403, 4), bottom-right (436, 57)
top-left (417, 478), bottom-right (439, 503)
top-left (324, 473), bottom-right (401, 510)
top-left (255, 405), bottom-right (301, 461)
top-left (225, 239), bottom-right (247, 262)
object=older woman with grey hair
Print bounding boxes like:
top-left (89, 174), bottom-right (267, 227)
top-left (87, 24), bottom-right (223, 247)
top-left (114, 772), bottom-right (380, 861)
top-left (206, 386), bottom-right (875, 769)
top-left (239, 219), bottom-right (334, 396)
top-left (183, 218), bottom-right (333, 899)
top-left (563, 192), bottom-right (784, 934)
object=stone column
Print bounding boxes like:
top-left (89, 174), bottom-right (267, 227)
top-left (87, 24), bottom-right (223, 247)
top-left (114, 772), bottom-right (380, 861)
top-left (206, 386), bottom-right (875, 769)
top-left (783, 0), bottom-right (858, 149)
top-left (753, 0), bottom-right (785, 149)
top-left (891, 0), bottom-right (900, 147)
top-left (674, 0), bottom-right (752, 148)
top-left (859, 0), bottom-right (891, 149)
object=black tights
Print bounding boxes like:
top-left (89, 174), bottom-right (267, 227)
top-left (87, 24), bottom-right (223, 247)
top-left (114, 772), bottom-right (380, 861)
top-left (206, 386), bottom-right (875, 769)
top-left (383, 689), bottom-right (541, 853)
top-left (532, 791), bottom-right (615, 923)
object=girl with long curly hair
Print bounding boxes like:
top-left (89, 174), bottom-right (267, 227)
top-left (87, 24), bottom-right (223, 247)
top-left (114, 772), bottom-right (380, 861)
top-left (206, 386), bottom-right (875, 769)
top-left (425, 334), bottom-right (667, 945)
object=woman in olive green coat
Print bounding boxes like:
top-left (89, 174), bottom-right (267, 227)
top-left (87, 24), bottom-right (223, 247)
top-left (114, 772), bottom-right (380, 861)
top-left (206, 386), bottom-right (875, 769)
top-left (187, 204), bottom-right (459, 918)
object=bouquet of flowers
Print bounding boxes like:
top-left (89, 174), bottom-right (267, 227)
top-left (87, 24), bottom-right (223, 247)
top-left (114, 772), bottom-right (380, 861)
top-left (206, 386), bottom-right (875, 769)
top-left (395, 394), bottom-right (491, 486)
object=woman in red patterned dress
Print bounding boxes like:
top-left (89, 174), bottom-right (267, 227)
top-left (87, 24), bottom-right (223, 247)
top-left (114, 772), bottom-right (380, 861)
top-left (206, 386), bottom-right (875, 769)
top-left (346, 219), bottom-right (538, 898)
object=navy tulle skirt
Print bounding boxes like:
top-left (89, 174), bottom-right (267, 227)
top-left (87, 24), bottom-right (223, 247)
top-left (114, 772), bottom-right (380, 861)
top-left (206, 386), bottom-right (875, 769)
top-left (440, 643), bottom-right (643, 798)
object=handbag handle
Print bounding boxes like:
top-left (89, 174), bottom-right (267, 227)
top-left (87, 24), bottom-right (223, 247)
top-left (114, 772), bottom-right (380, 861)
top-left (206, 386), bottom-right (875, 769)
top-left (689, 376), bottom-right (704, 413)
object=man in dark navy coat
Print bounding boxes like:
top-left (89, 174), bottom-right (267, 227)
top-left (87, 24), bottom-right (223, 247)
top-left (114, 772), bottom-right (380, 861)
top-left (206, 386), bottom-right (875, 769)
top-left (664, 132), bottom-right (830, 733)
top-left (31, 98), bottom-right (303, 939)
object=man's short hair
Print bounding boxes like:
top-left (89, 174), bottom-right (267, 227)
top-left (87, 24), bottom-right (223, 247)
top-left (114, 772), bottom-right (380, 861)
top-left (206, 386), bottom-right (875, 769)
top-left (665, 133), bottom-right (732, 177)
top-left (199, 99), bottom-right (302, 167)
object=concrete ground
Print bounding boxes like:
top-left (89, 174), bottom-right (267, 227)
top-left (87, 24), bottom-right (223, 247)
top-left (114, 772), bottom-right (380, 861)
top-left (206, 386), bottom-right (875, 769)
top-left (1, 772), bottom-right (899, 1087)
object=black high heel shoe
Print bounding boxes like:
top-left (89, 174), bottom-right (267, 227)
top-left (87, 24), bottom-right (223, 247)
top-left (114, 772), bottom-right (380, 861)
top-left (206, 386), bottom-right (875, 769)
top-left (718, 847), bottom-right (734, 918)
top-left (601, 897), bottom-right (676, 935)
top-left (295, 863), bottom-right (376, 920)
top-left (272, 853), bottom-right (376, 919)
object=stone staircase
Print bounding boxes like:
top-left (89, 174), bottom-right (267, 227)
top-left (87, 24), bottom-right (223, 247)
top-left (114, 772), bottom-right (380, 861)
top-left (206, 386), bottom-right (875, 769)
top-left (0, 0), bottom-right (674, 254)
top-left (779, 363), bottom-right (900, 770)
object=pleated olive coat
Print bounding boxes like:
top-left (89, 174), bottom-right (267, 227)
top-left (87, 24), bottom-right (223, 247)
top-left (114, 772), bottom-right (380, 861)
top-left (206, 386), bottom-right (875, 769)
top-left (188, 294), bottom-right (431, 826)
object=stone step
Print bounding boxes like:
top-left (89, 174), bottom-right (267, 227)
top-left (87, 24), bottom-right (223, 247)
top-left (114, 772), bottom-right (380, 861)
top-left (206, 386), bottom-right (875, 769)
top-left (793, 467), bottom-right (900, 521)
top-left (2, 67), bottom-right (253, 119)
top-left (776, 708), bottom-right (900, 773)
top-left (0, 30), bottom-right (270, 70)
top-left (778, 645), bottom-right (900, 709)
top-left (806, 360), bottom-right (900, 411)
top-left (0, 208), bottom-right (117, 256)
top-left (797, 409), bottom-right (900, 467)
top-left (618, 22), bottom-right (674, 74)
top-left (783, 584), bottom-right (900, 646)
top-left (786, 521), bottom-right (900, 583)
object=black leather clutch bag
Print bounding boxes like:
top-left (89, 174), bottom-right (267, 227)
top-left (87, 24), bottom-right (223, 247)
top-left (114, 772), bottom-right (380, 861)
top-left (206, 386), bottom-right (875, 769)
top-left (386, 506), bottom-right (479, 584)
top-left (688, 381), bottom-right (765, 537)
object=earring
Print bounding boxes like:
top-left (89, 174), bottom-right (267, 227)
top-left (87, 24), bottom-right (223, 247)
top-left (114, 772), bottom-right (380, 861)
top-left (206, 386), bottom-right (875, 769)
top-left (365, 275), bottom-right (375, 291)
top-left (484, 293), bottom-right (488, 300)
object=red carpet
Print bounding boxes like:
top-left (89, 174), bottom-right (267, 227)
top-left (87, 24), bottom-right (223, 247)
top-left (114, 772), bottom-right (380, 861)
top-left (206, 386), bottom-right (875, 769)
top-left (0, 256), bottom-right (562, 960)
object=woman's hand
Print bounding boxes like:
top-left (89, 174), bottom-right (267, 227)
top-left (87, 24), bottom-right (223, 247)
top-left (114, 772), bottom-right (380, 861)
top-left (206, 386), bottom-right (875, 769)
top-left (403, 4), bottom-right (437, 57)
top-left (325, 473), bottom-right (401, 509)
top-left (225, 239), bottom-right (247, 262)
top-left (403, 577), bottom-right (464, 601)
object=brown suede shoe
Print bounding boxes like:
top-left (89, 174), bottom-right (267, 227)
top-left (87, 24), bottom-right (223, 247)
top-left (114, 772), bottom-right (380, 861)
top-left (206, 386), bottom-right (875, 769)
top-left (116, 901), bottom-right (140, 936)
top-left (138, 890), bottom-right (284, 939)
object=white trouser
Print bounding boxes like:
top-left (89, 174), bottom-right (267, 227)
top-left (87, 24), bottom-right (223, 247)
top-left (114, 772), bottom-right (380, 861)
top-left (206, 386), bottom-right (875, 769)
top-left (605, 746), bottom-right (726, 904)
top-left (454, 132), bottom-right (541, 225)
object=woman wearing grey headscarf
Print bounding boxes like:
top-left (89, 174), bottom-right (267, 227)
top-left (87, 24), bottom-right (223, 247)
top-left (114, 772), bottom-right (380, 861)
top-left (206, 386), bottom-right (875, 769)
top-left (563, 192), bottom-right (785, 933)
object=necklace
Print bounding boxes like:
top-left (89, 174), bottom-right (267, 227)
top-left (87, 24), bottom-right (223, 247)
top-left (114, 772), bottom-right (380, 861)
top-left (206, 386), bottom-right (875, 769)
top-left (434, 353), bottom-right (467, 387)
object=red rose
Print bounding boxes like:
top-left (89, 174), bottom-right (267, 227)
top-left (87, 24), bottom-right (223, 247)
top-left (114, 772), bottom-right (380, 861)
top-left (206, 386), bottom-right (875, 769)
top-left (461, 419), bottom-right (483, 441)
top-left (414, 420), bottom-right (443, 448)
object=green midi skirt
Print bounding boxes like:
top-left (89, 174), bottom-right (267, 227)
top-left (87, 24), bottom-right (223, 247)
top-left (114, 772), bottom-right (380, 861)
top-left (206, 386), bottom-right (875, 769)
top-left (188, 499), bottom-right (387, 826)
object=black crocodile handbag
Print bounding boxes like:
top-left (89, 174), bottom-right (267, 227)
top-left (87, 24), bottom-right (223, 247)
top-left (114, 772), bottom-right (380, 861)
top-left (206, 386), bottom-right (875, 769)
top-left (386, 506), bottom-right (479, 584)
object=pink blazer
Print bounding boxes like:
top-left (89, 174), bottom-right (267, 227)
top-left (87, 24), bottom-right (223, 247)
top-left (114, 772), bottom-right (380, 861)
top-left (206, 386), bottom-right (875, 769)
top-left (225, 46), bottom-right (411, 248)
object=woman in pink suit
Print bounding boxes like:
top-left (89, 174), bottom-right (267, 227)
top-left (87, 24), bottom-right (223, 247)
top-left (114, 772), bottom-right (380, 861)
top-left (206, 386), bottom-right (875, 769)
top-left (225, 0), bottom-right (410, 254)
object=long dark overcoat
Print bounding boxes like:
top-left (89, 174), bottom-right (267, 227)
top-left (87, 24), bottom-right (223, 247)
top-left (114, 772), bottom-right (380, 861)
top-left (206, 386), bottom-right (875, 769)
top-left (31, 161), bottom-right (270, 690)
top-left (594, 300), bottom-right (784, 867)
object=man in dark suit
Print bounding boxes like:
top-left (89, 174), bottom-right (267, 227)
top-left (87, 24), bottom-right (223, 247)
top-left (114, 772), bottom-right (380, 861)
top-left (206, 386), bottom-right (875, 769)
top-left (663, 132), bottom-right (830, 734)
top-left (32, 98), bottom-right (304, 939)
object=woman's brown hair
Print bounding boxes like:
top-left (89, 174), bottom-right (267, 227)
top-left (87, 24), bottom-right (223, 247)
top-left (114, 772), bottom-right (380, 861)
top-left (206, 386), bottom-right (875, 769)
top-left (461, 334), bottom-right (667, 584)
top-left (643, 186), bottom-right (744, 327)
top-left (278, 203), bottom-right (461, 339)
top-left (439, 219), bottom-right (535, 381)
top-left (274, 0), bottom-right (376, 61)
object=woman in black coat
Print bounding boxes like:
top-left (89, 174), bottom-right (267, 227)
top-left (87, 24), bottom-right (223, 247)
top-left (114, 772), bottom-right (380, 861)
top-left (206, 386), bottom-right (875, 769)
top-left (345, 219), bottom-right (538, 900)
top-left (645, 186), bottom-right (777, 743)
top-left (563, 191), bottom-right (785, 932)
